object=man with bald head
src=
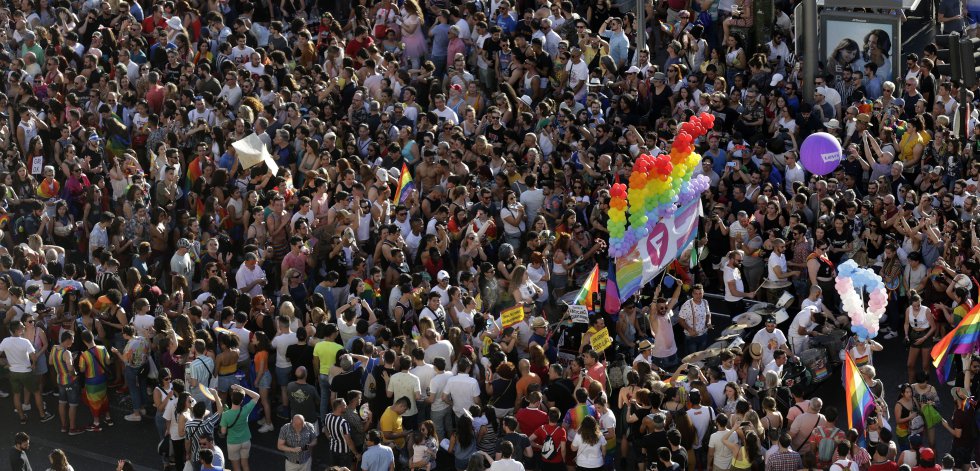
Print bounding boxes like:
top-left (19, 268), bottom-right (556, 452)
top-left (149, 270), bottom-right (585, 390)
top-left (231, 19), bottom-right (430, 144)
top-left (789, 397), bottom-right (825, 450)
top-left (277, 414), bottom-right (317, 471)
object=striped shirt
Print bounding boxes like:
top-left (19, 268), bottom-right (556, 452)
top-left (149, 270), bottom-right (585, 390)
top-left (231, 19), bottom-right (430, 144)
top-left (322, 412), bottom-right (352, 454)
top-left (49, 345), bottom-right (74, 386)
top-left (185, 413), bottom-right (221, 463)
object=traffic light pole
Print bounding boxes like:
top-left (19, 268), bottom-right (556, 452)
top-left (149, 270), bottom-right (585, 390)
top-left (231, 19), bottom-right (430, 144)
top-left (802, 0), bottom-right (817, 101)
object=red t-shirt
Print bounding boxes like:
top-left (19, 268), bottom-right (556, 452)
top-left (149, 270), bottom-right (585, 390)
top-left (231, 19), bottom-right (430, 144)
top-left (869, 462), bottom-right (898, 471)
top-left (531, 424), bottom-right (566, 463)
top-left (515, 407), bottom-right (548, 439)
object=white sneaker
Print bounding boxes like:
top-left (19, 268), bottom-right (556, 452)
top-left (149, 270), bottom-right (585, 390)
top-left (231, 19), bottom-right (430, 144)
top-left (22, 403), bottom-right (31, 411)
top-left (0, 390), bottom-right (9, 398)
top-left (258, 423), bottom-right (275, 433)
top-left (124, 413), bottom-right (142, 422)
top-left (884, 330), bottom-right (898, 340)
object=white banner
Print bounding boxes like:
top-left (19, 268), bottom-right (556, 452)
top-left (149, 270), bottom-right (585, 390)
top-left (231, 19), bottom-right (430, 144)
top-left (617, 199), bottom-right (702, 299)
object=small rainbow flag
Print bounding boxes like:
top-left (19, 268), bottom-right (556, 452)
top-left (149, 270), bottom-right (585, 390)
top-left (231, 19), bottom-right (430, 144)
top-left (931, 304), bottom-right (980, 382)
top-left (574, 264), bottom-right (600, 311)
top-left (844, 351), bottom-right (876, 431)
top-left (393, 162), bottom-right (415, 204)
top-left (0, 214), bottom-right (9, 229)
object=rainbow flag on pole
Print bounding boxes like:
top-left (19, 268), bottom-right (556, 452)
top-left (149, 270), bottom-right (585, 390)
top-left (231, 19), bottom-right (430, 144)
top-left (844, 351), bottom-right (876, 431)
top-left (393, 162), bottom-right (415, 204)
top-left (931, 304), bottom-right (980, 382)
top-left (574, 264), bottom-right (600, 311)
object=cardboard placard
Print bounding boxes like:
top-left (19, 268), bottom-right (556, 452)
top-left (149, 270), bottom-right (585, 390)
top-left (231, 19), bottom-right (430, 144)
top-left (31, 156), bottom-right (43, 175)
top-left (590, 327), bottom-right (612, 352)
top-left (501, 305), bottom-right (525, 327)
top-left (568, 305), bottom-right (590, 324)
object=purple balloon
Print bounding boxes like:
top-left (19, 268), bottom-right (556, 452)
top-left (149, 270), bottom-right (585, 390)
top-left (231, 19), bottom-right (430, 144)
top-left (800, 132), bottom-right (842, 176)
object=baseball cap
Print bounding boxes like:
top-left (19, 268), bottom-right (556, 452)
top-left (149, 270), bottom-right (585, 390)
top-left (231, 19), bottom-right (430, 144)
top-left (770, 73), bottom-right (784, 87)
top-left (437, 270), bottom-right (450, 281)
top-left (919, 448), bottom-right (935, 461)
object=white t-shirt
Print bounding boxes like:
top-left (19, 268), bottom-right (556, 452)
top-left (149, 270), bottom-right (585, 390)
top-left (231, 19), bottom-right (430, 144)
top-left (229, 325), bottom-right (252, 363)
top-left (723, 265), bottom-right (744, 302)
top-left (707, 430), bottom-right (738, 468)
top-left (751, 328), bottom-right (788, 365)
top-left (767, 252), bottom-right (789, 282)
top-left (432, 107), bottom-right (459, 125)
top-left (428, 371), bottom-right (454, 412)
top-left (444, 373), bottom-right (481, 416)
top-left (410, 363), bottom-right (437, 395)
top-left (0, 336), bottom-right (35, 373)
top-left (571, 434), bottom-right (606, 468)
top-left (830, 458), bottom-right (860, 471)
top-left (686, 407), bottom-right (714, 449)
top-left (565, 60), bottom-right (590, 92)
top-left (489, 458), bottom-right (525, 471)
top-left (271, 331), bottom-right (298, 369)
top-left (387, 371), bottom-right (422, 416)
top-left (706, 382), bottom-right (727, 409)
top-left (788, 308), bottom-right (816, 346)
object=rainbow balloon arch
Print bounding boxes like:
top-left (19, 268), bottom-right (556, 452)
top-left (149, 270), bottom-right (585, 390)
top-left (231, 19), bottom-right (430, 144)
top-left (607, 112), bottom-right (714, 258)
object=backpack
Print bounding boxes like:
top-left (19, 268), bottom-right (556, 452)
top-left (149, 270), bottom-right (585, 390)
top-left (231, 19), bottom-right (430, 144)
top-left (364, 367), bottom-right (380, 399)
top-left (606, 356), bottom-right (629, 390)
top-left (813, 425), bottom-right (840, 464)
top-left (540, 426), bottom-right (559, 460)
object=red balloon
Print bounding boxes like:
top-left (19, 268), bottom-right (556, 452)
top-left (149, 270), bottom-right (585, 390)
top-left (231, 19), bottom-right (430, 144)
top-left (699, 113), bottom-right (716, 130)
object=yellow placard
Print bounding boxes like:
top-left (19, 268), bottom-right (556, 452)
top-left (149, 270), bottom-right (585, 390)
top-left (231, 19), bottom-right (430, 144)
top-left (590, 327), bottom-right (612, 352)
top-left (501, 305), bottom-right (525, 327)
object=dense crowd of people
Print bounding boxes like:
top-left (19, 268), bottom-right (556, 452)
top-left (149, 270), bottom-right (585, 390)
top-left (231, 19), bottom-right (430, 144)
top-left (1, 0), bottom-right (980, 470)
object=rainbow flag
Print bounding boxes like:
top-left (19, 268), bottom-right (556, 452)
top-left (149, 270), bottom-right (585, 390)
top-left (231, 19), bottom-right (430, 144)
top-left (187, 156), bottom-right (203, 187)
top-left (79, 346), bottom-right (111, 417)
top-left (931, 304), bottom-right (980, 382)
top-left (0, 214), bottom-right (9, 229)
top-left (616, 254), bottom-right (644, 300)
top-left (392, 163), bottom-right (414, 204)
top-left (574, 264), bottom-right (599, 311)
top-left (844, 351), bottom-right (876, 431)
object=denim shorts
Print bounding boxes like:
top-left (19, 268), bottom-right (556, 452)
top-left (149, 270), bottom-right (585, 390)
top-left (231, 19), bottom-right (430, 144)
top-left (275, 366), bottom-right (291, 386)
top-left (59, 382), bottom-right (81, 405)
top-left (257, 371), bottom-right (273, 389)
top-left (218, 374), bottom-right (240, 393)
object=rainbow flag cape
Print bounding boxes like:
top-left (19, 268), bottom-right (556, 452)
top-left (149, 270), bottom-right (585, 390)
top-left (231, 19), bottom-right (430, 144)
top-left (931, 304), bottom-right (980, 382)
top-left (79, 346), bottom-right (111, 417)
top-left (37, 178), bottom-right (60, 199)
top-left (844, 351), bottom-right (875, 431)
top-left (574, 264), bottom-right (599, 311)
top-left (392, 162), bottom-right (415, 204)
top-left (187, 156), bottom-right (204, 187)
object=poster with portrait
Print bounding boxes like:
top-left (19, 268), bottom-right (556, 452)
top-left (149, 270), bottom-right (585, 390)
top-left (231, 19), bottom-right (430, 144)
top-left (820, 11), bottom-right (902, 85)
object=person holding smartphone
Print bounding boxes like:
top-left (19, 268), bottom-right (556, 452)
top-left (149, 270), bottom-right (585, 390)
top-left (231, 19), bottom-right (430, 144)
top-left (277, 413), bottom-right (318, 470)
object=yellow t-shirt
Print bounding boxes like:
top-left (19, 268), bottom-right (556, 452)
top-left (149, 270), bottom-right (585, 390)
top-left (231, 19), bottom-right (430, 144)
top-left (312, 340), bottom-right (343, 375)
top-left (380, 406), bottom-right (404, 447)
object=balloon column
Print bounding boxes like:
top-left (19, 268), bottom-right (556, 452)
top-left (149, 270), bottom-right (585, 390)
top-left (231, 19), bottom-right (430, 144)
top-left (607, 112), bottom-right (717, 257)
top-left (834, 259), bottom-right (888, 340)
top-left (607, 181), bottom-right (631, 257)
